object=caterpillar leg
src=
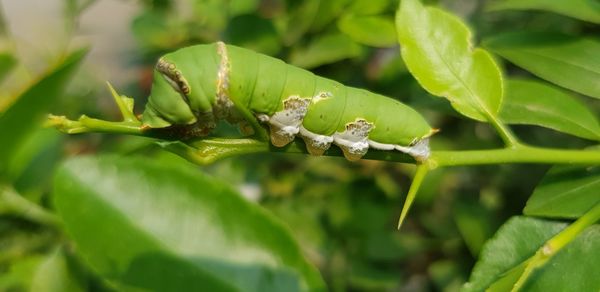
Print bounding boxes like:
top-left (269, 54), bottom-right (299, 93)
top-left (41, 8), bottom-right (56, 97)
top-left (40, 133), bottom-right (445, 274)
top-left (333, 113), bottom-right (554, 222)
top-left (299, 126), bottom-right (333, 155)
top-left (332, 119), bottom-right (373, 161)
top-left (263, 96), bottom-right (311, 147)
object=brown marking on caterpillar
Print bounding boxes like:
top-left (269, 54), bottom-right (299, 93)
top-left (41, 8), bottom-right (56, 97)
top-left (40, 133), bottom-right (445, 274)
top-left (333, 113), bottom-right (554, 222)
top-left (215, 42), bottom-right (236, 120)
top-left (156, 58), bottom-right (191, 96)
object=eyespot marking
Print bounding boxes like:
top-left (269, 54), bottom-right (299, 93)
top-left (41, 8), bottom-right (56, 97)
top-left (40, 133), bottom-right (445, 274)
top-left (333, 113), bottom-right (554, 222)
top-left (156, 58), bottom-right (191, 96)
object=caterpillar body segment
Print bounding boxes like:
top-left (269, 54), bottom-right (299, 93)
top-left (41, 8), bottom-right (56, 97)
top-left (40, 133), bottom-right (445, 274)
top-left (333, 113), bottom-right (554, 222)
top-left (142, 42), bottom-right (437, 161)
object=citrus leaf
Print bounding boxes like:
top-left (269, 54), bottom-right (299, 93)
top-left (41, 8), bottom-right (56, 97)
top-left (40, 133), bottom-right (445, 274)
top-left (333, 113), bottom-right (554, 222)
top-left (0, 48), bottom-right (87, 173)
top-left (53, 155), bottom-right (325, 292)
top-left (501, 79), bottom-right (600, 141)
top-left (337, 14), bottom-right (397, 47)
top-left (396, 0), bottom-right (503, 122)
top-left (485, 32), bottom-right (600, 99)
top-left (524, 165), bottom-right (600, 219)
top-left (487, 0), bottom-right (600, 24)
top-left (464, 216), bottom-right (600, 292)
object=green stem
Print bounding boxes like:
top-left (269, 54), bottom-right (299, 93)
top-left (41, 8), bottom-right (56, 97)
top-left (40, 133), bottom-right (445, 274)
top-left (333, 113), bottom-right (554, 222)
top-left (430, 145), bottom-right (600, 168)
top-left (0, 185), bottom-right (61, 227)
top-left (47, 115), bottom-right (600, 167)
top-left (486, 112), bottom-right (520, 147)
top-left (397, 164), bottom-right (429, 229)
top-left (166, 138), bottom-right (417, 165)
top-left (48, 114), bottom-right (143, 135)
top-left (512, 202), bottom-right (600, 291)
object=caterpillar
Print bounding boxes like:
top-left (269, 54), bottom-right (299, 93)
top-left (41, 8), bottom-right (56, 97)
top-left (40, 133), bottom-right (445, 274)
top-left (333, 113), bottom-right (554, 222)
top-left (142, 42), bottom-right (437, 161)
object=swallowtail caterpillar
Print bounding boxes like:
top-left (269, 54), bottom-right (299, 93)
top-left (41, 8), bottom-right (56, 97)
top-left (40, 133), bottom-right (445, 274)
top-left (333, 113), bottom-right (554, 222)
top-left (143, 42), bottom-right (438, 161)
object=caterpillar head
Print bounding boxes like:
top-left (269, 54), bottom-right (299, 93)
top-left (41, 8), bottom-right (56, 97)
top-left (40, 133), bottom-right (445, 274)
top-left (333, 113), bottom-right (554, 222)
top-left (142, 58), bottom-right (198, 128)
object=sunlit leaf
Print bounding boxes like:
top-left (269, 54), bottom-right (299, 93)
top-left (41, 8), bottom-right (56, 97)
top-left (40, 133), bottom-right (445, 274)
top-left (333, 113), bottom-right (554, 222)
top-left (290, 33), bottom-right (362, 69)
top-left (485, 32), bottom-right (600, 99)
top-left (487, 0), bottom-right (600, 24)
top-left (53, 155), bottom-right (325, 292)
top-left (524, 165), bottom-right (600, 219)
top-left (501, 79), bottom-right (600, 141)
top-left (0, 49), bottom-right (86, 173)
top-left (396, 0), bottom-right (503, 121)
top-left (464, 216), bottom-right (600, 292)
top-left (337, 14), bottom-right (397, 48)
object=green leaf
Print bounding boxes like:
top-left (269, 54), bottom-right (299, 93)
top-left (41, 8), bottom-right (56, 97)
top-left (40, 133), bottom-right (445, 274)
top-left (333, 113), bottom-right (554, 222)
top-left (0, 49), bottom-right (87, 173)
top-left (524, 165), bottom-right (600, 219)
top-left (396, 0), bottom-right (503, 122)
top-left (30, 248), bottom-right (85, 292)
top-left (290, 33), bottom-right (362, 69)
top-left (485, 32), bottom-right (600, 99)
top-left (0, 51), bottom-right (16, 82)
top-left (53, 155), bottom-right (325, 292)
top-left (337, 14), bottom-right (397, 48)
top-left (500, 79), bottom-right (600, 141)
top-left (487, 0), bottom-right (600, 24)
top-left (464, 216), bottom-right (600, 292)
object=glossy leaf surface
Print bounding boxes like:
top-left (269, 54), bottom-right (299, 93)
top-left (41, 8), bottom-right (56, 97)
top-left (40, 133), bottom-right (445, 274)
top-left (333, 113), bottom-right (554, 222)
top-left (485, 32), bottom-right (600, 99)
top-left (524, 165), bottom-right (600, 219)
top-left (464, 216), bottom-right (600, 292)
top-left (487, 0), bottom-right (600, 24)
top-left (53, 155), bottom-right (325, 292)
top-left (396, 0), bottom-right (503, 121)
top-left (500, 79), bottom-right (600, 141)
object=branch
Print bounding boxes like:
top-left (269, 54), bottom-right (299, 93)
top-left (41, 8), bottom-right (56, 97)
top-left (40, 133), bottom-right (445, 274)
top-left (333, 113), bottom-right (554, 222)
top-left (0, 185), bottom-right (60, 227)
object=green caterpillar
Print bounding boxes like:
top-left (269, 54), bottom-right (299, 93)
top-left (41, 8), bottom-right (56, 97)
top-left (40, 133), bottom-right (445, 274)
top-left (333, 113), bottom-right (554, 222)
top-left (143, 42), bottom-right (437, 161)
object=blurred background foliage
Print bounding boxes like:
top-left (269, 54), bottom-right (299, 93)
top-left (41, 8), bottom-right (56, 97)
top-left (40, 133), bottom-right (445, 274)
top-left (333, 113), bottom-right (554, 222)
top-left (0, 0), bottom-right (598, 291)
